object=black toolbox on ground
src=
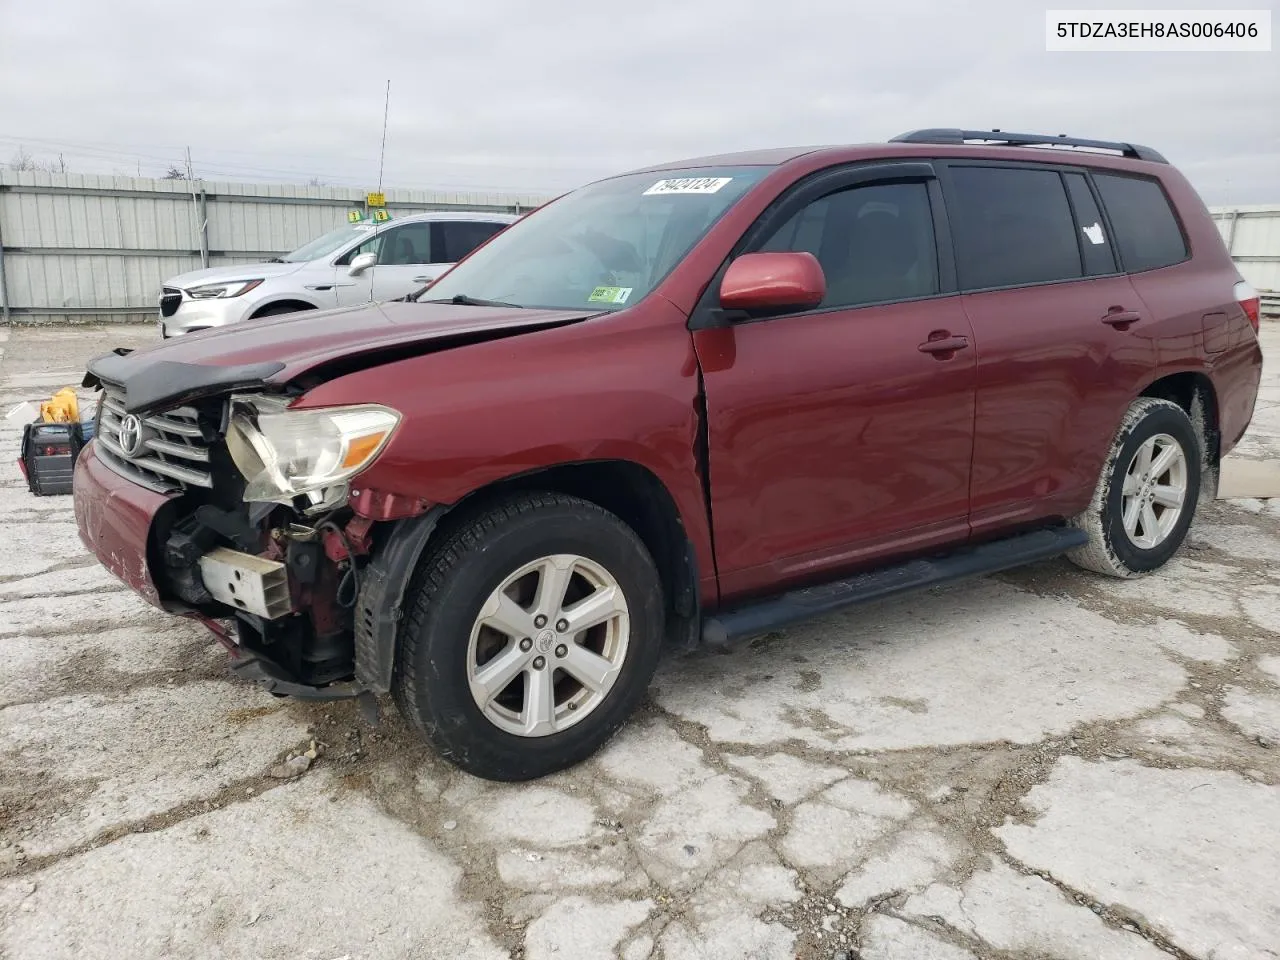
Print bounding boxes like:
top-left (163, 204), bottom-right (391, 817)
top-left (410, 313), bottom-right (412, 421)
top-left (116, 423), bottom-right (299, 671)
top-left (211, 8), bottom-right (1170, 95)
top-left (19, 421), bottom-right (87, 496)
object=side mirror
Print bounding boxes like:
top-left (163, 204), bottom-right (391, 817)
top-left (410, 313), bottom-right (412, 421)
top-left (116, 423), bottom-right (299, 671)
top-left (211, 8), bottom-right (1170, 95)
top-left (720, 252), bottom-right (825, 313)
top-left (348, 252), bottom-right (377, 277)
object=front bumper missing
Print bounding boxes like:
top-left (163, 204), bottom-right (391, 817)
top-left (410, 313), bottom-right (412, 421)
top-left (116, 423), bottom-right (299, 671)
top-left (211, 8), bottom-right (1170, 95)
top-left (198, 547), bottom-right (293, 619)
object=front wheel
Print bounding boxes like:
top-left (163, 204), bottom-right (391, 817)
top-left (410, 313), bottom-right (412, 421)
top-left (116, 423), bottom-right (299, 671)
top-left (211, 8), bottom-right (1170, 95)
top-left (1067, 397), bottom-right (1201, 578)
top-left (392, 492), bottom-right (664, 781)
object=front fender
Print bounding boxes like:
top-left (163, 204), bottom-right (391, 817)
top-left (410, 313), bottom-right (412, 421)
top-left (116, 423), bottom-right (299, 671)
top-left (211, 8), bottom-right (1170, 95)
top-left (293, 301), bottom-right (716, 595)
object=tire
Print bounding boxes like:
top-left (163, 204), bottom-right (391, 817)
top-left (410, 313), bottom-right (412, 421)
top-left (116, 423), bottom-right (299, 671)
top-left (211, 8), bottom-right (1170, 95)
top-left (1067, 397), bottom-right (1202, 578)
top-left (392, 492), bottom-right (664, 781)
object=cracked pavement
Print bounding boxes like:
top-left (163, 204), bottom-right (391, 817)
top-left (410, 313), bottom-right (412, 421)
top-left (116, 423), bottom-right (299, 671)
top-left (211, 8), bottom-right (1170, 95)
top-left (1, 322), bottom-right (1278, 960)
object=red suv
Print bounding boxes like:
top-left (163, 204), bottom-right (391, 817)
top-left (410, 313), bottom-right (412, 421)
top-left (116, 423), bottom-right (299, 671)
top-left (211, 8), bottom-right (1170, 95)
top-left (74, 129), bottom-right (1264, 781)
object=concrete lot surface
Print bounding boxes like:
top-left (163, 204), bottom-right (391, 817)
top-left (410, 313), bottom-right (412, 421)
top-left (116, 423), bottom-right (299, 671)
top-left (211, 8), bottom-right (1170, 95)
top-left (1, 322), bottom-right (1278, 960)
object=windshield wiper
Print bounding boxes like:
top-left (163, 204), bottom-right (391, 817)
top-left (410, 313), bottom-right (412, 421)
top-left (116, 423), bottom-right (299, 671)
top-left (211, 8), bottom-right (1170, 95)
top-left (423, 294), bottom-right (522, 308)
top-left (265, 257), bottom-right (286, 263)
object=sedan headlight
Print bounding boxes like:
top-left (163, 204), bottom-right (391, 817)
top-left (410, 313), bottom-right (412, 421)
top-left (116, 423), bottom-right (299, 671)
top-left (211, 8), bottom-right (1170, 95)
top-left (186, 279), bottom-right (264, 300)
top-left (225, 395), bottom-right (401, 504)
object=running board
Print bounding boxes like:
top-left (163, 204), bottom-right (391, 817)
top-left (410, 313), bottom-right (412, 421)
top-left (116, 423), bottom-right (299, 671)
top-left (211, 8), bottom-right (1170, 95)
top-left (701, 526), bottom-right (1088, 645)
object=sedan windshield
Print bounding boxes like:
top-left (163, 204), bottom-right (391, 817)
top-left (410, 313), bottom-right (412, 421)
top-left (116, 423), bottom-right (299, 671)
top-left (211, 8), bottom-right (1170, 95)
top-left (282, 223), bottom-right (376, 262)
top-left (422, 166), bottom-right (771, 310)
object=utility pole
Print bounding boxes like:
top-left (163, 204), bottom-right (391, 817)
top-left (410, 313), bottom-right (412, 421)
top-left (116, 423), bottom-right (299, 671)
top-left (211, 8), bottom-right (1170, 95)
top-left (0, 210), bottom-right (10, 324)
top-left (377, 79), bottom-right (391, 195)
top-left (185, 147), bottom-right (209, 267)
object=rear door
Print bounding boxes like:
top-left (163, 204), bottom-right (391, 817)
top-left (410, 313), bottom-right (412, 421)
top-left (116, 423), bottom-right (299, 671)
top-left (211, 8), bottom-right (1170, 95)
top-left (430, 220), bottom-right (508, 280)
top-left (939, 162), bottom-right (1152, 535)
top-left (695, 163), bottom-right (978, 599)
top-left (1091, 173), bottom-right (1212, 345)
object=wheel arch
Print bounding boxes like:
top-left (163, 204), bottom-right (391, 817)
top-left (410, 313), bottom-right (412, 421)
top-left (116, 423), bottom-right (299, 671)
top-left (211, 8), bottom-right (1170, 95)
top-left (249, 298), bottom-right (319, 319)
top-left (1137, 370), bottom-right (1221, 499)
top-left (354, 458), bottom-right (701, 694)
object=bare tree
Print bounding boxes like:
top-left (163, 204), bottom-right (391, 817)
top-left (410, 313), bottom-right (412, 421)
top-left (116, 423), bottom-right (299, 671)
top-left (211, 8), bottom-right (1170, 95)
top-left (162, 165), bottom-right (188, 180)
top-left (8, 147), bottom-right (36, 171)
top-left (8, 147), bottom-right (70, 173)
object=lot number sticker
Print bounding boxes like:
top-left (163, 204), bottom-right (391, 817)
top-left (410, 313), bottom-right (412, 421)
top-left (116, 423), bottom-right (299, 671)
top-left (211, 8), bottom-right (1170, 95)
top-left (643, 177), bottom-right (733, 196)
top-left (588, 286), bottom-right (633, 305)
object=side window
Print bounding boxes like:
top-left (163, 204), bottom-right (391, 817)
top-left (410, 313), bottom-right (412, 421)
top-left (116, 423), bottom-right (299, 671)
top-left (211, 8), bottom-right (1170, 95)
top-left (756, 181), bottom-right (939, 309)
top-left (1064, 173), bottom-right (1117, 275)
top-left (335, 232), bottom-right (379, 266)
top-left (377, 222), bottom-right (432, 265)
top-left (948, 167), bottom-right (1082, 290)
top-left (433, 221), bottom-right (506, 263)
top-left (1093, 173), bottom-right (1188, 272)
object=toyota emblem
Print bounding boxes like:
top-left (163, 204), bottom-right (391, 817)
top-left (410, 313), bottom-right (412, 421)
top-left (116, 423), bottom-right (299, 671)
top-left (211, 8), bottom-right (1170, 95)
top-left (118, 414), bottom-right (144, 458)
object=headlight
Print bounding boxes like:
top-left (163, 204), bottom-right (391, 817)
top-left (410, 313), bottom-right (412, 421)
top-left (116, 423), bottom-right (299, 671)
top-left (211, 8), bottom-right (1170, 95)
top-left (185, 279), bottom-right (264, 300)
top-left (225, 395), bottom-right (400, 504)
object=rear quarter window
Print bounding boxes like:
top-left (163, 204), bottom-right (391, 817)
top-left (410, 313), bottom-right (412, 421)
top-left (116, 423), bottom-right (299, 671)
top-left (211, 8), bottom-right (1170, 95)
top-left (1093, 173), bottom-right (1188, 272)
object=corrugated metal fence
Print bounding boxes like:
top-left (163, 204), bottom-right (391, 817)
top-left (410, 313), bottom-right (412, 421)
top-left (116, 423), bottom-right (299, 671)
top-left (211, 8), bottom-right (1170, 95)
top-left (1211, 204), bottom-right (1280, 316)
top-left (2, 171), bottom-right (1277, 323)
top-left (0, 171), bottom-right (550, 324)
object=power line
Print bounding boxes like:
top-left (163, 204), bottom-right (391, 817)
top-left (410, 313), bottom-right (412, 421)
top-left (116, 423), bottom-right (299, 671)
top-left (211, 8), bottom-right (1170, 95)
top-left (0, 132), bottom-right (598, 181)
top-left (0, 135), bottom-right (365, 182)
top-left (0, 134), bottom-right (573, 193)
top-left (0, 134), bottom-right (380, 169)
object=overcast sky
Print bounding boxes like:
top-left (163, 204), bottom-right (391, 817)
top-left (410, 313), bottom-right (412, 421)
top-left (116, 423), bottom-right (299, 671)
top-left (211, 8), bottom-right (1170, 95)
top-left (1, 0), bottom-right (1276, 203)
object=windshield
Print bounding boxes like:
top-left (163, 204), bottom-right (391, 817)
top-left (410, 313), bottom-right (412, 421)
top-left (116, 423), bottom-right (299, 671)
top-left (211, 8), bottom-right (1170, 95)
top-left (282, 223), bottom-right (376, 262)
top-left (422, 166), bottom-right (771, 310)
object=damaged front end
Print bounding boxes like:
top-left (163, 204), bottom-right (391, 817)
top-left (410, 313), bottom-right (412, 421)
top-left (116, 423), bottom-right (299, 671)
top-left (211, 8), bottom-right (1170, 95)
top-left (89, 372), bottom-right (417, 712)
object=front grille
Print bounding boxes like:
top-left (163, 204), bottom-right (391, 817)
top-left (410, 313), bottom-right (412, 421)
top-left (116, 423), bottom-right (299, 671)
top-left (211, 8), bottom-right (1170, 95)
top-left (95, 385), bottom-right (214, 492)
top-left (159, 287), bottom-right (183, 318)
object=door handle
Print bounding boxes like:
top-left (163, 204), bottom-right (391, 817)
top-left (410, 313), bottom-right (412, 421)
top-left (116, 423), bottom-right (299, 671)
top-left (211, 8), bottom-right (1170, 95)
top-left (1101, 308), bottom-right (1141, 328)
top-left (917, 335), bottom-right (969, 356)
top-left (413, 275), bottom-right (435, 283)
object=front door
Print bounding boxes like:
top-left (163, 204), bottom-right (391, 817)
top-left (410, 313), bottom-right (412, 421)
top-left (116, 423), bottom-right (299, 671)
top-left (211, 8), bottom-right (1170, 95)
top-left (368, 221), bottom-right (435, 301)
top-left (696, 167), bottom-right (977, 600)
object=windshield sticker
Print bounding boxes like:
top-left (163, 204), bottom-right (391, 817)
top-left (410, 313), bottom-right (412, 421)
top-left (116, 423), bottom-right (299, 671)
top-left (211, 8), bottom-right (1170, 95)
top-left (588, 286), bottom-right (633, 305)
top-left (643, 177), bottom-right (733, 196)
top-left (1082, 222), bottom-right (1106, 245)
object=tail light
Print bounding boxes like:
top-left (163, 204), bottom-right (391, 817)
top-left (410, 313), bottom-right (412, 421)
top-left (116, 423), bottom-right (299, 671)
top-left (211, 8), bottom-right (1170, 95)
top-left (1234, 280), bottom-right (1261, 333)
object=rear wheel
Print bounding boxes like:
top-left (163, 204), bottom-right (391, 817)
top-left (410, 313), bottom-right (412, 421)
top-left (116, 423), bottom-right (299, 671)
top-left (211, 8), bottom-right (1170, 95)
top-left (1067, 397), bottom-right (1201, 578)
top-left (392, 492), bottom-right (663, 781)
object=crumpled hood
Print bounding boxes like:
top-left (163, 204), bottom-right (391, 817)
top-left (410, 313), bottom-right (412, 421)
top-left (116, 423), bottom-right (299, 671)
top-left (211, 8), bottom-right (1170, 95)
top-left (85, 300), bottom-right (599, 413)
top-left (165, 261), bottom-right (305, 289)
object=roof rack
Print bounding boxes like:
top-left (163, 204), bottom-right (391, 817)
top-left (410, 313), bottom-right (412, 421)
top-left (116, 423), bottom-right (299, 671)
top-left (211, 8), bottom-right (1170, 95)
top-left (890, 129), bottom-right (1167, 164)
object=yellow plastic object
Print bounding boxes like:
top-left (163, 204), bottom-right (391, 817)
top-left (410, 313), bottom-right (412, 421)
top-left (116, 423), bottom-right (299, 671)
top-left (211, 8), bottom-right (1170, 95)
top-left (39, 388), bottom-right (80, 424)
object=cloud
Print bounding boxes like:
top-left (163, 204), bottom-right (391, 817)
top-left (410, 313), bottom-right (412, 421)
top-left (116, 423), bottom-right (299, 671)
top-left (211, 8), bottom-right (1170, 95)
top-left (1, 0), bottom-right (1276, 203)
